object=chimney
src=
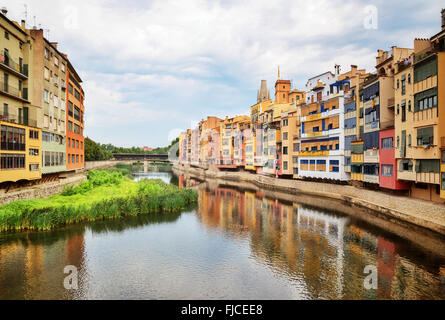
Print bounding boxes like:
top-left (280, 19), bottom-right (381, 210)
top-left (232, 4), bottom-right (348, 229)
top-left (442, 8), bottom-right (445, 30)
top-left (21, 20), bottom-right (26, 30)
top-left (351, 65), bottom-right (358, 72)
top-left (51, 42), bottom-right (58, 49)
top-left (1, 7), bottom-right (7, 15)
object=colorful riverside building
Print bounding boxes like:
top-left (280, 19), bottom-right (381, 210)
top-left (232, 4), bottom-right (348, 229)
top-left (66, 60), bottom-right (85, 171)
top-left (250, 80), bottom-right (273, 173)
top-left (281, 90), bottom-right (305, 177)
top-left (0, 14), bottom-right (41, 183)
top-left (198, 116), bottom-right (222, 165)
top-left (218, 115), bottom-right (250, 169)
top-left (28, 29), bottom-right (68, 175)
top-left (178, 131), bottom-right (188, 164)
top-left (394, 10), bottom-right (445, 202)
top-left (350, 47), bottom-right (413, 188)
top-left (299, 68), bottom-right (349, 181)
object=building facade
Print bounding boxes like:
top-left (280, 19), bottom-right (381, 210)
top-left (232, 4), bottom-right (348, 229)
top-left (66, 61), bottom-right (85, 171)
top-left (0, 14), bottom-right (41, 183)
top-left (29, 29), bottom-right (67, 175)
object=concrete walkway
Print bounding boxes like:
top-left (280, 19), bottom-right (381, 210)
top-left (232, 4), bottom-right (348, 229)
top-left (174, 164), bottom-right (445, 237)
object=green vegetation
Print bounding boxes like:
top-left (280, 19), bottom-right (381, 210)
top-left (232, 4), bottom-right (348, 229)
top-left (0, 170), bottom-right (197, 232)
top-left (85, 137), bottom-right (179, 161)
top-left (85, 137), bottom-right (113, 161)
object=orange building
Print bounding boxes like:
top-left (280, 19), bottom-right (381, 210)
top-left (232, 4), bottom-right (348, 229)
top-left (65, 60), bottom-right (85, 171)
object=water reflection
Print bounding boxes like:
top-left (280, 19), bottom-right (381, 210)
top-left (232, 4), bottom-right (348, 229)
top-left (196, 183), bottom-right (445, 299)
top-left (0, 171), bottom-right (444, 299)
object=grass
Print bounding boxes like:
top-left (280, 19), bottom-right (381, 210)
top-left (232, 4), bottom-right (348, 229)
top-left (0, 170), bottom-right (198, 232)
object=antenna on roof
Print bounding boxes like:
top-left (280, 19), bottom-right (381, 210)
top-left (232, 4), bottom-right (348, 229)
top-left (23, 4), bottom-right (28, 24)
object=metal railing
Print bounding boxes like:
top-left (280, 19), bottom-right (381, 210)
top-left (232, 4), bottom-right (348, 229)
top-left (0, 80), bottom-right (28, 100)
top-left (0, 51), bottom-right (28, 77)
top-left (0, 112), bottom-right (37, 127)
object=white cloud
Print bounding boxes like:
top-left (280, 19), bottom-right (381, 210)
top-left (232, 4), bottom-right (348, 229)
top-left (2, 0), bottom-right (444, 146)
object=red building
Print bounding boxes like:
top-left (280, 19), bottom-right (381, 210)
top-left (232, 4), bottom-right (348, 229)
top-left (66, 60), bottom-right (85, 171)
top-left (379, 128), bottom-right (410, 190)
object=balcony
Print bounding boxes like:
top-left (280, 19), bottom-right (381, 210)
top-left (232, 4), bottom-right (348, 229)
top-left (364, 174), bottom-right (379, 184)
top-left (364, 149), bottom-right (379, 163)
top-left (0, 52), bottom-right (28, 79)
top-left (0, 81), bottom-right (29, 102)
top-left (416, 172), bottom-right (440, 184)
top-left (0, 113), bottom-right (37, 128)
top-left (397, 170), bottom-right (416, 182)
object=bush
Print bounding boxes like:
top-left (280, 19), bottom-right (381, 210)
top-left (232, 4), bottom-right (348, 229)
top-left (0, 170), bottom-right (198, 232)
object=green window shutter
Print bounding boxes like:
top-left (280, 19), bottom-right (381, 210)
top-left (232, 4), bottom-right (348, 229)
top-left (415, 160), bottom-right (421, 173)
top-left (401, 131), bottom-right (406, 158)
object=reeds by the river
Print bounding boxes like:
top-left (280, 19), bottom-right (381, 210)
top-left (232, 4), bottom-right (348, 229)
top-left (0, 170), bottom-right (198, 232)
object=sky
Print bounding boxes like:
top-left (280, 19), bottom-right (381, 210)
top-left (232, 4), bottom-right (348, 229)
top-left (2, 0), bottom-right (444, 148)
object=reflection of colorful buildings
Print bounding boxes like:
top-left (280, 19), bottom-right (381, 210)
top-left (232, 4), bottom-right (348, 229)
top-left (0, 231), bottom-right (86, 299)
top-left (195, 183), bottom-right (445, 299)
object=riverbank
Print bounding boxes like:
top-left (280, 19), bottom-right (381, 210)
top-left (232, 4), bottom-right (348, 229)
top-left (173, 163), bottom-right (445, 237)
top-left (0, 170), bottom-right (197, 232)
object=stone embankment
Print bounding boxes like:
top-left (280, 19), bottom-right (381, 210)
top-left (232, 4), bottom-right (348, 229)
top-left (174, 163), bottom-right (445, 237)
top-left (0, 174), bottom-right (87, 206)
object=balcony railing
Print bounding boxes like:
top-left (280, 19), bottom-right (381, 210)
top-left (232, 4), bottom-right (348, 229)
top-left (0, 80), bottom-right (29, 101)
top-left (0, 51), bottom-right (28, 78)
top-left (0, 113), bottom-right (37, 127)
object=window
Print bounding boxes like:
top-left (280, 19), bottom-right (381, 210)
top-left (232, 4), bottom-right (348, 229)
top-left (44, 47), bottom-right (50, 59)
top-left (44, 90), bottom-right (49, 103)
top-left (68, 102), bottom-right (74, 117)
top-left (74, 89), bottom-right (80, 100)
top-left (74, 107), bottom-right (80, 121)
top-left (54, 56), bottom-right (59, 67)
top-left (442, 150), bottom-right (445, 163)
top-left (68, 121), bottom-right (73, 132)
top-left (282, 119), bottom-right (288, 126)
top-left (283, 132), bottom-right (288, 141)
top-left (0, 154), bottom-right (25, 170)
top-left (382, 137), bottom-right (393, 149)
top-left (408, 73), bottom-right (411, 84)
top-left (397, 79), bottom-right (400, 89)
top-left (29, 164), bottom-right (39, 171)
top-left (68, 83), bottom-right (73, 94)
top-left (401, 77), bottom-right (406, 95)
top-left (408, 134), bottom-right (412, 147)
top-left (44, 67), bottom-right (50, 81)
top-left (29, 149), bottom-right (39, 156)
top-left (4, 31), bottom-right (9, 39)
top-left (382, 165), bottom-right (393, 177)
top-left (283, 146), bottom-right (288, 155)
top-left (283, 161), bottom-right (288, 170)
top-left (415, 159), bottom-right (440, 173)
top-left (0, 125), bottom-right (26, 151)
top-left (417, 127), bottom-right (434, 146)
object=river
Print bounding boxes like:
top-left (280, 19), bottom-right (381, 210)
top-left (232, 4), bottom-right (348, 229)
top-left (0, 169), bottom-right (444, 299)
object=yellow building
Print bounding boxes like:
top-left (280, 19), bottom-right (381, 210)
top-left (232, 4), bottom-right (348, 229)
top-left (281, 90), bottom-right (305, 177)
top-left (0, 12), bottom-right (42, 183)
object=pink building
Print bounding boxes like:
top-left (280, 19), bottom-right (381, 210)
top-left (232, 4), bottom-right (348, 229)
top-left (379, 128), bottom-right (410, 190)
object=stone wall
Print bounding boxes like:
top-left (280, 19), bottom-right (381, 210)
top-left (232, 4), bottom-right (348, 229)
top-left (0, 174), bottom-right (87, 206)
top-left (174, 163), bottom-right (445, 236)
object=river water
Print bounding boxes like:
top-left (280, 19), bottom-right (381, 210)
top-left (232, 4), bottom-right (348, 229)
top-left (0, 170), bottom-right (444, 300)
